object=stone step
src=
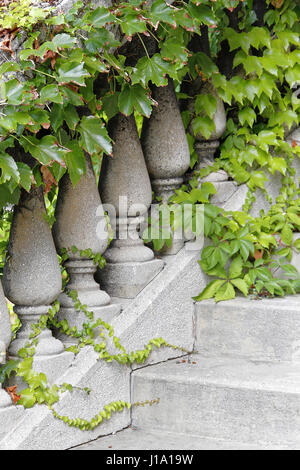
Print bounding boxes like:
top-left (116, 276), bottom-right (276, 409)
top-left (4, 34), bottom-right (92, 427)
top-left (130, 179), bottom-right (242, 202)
top-left (195, 296), bottom-right (300, 362)
top-left (72, 427), bottom-right (283, 450)
top-left (132, 355), bottom-right (300, 447)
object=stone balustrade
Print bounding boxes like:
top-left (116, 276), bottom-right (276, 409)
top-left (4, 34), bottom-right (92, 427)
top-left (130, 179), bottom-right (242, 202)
top-left (0, 63), bottom-right (298, 449)
top-left (0, 81), bottom-right (194, 401)
top-left (0, 0), bottom-right (234, 407)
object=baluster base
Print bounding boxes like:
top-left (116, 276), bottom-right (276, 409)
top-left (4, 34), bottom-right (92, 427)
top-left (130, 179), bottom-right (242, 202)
top-left (8, 305), bottom-right (74, 390)
top-left (104, 241), bottom-right (155, 264)
top-left (149, 204), bottom-right (185, 256)
top-left (155, 239), bottom-right (184, 256)
top-left (55, 259), bottom-right (122, 344)
top-left (96, 258), bottom-right (164, 299)
top-left (9, 306), bottom-right (67, 357)
top-left (96, 215), bottom-right (164, 298)
top-left (185, 141), bottom-right (228, 186)
top-left (152, 177), bottom-right (183, 204)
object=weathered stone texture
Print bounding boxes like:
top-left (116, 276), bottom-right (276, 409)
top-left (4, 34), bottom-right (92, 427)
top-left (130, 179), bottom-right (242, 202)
top-left (141, 79), bottom-right (190, 202)
top-left (3, 188), bottom-right (62, 306)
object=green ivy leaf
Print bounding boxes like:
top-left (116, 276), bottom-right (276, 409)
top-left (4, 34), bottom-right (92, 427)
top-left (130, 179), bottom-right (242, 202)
top-left (189, 52), bottom-right (218, 80)
top-left (215, 282), bottom-right (236, 302)
top-left (231, 278), bottom-right (249, 297)
top-left (187, 4), bottom-right (216, 26)
top-left (102, 92), bottom-right (120, 120)
top-left (64, 141), bottom-right (86, 186)
top-left (160, 37), bottom-right (188, 63)
top-left (60, 85), bottom-right (83, 106)
top-left (0, 360), bottom-right (19, 383)
top-left (50, 103), bottom-right (64, 133)
top-left (56, 62), bottom-right (90, 86)
top-left (238, 107), bottom-right (256, 127)
top-left (0, 184), bottom-right (20, 209)
top-left (26, 372), bottom-right (48, 390)
top-left (120, 13), bottom-right (147, 36)
top-left (83, 56), bottom-right (108, 74)
top-left (17, 162), bottom-right (32, 192)
top-left (78, 116), bottom-right (112, 155)
top-left (1, 79), bottom-right (25, 105)
top-left (195, 94), bottom-right (217, 120)
top-left (269, 157), bottom-right (287, 175)
top-left (193, 279), bottom-right (226, 302)
top-left (191, 116), bottom-right (215, 139)
top-left (248, 171), bottom-right (268, 190)
top-left (52, 33), bottom-right (77, 49)
top-left (20, 135), bottom-right (66, 165)
top-left (85, 30), bottom-right (120, 53)
top-left (18, 388), bottom-right (36, 408)
top-left (132, 54), bottom-right (177, 87)
top-left (0, 61), bottom-right (21, 75)
top-left (288, 213), bottom-right (300, 228)
top-left (223, 28), bottom-right (251, 54)
top-left (229, 256), bottom-right (243, 279)
top-left (118, 84), bottom-right (153, 117)
top-left (150, 0), bottom-right (176, 26)
top-left (63, 104), bottom-right (79, 131)
top-left (87, 6), bottom-right (115, 27)
top-left (0, 153), bottom-right (20, 183)
top-left (40, 84), bottom-right (63, 104)
top-left (281, 224), bottom-right (293, 246)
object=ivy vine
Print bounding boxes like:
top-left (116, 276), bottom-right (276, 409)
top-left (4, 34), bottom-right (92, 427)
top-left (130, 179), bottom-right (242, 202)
top-left (1, 282), bottom-right (186, 429)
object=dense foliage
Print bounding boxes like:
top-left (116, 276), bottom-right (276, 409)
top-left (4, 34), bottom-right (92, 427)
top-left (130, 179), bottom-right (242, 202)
top-left (0, 0), bottom-right (299, 431)
top-left (0, 1), bottom-right (297, 186)
top-left (0, 0), bottom-right (299, 295)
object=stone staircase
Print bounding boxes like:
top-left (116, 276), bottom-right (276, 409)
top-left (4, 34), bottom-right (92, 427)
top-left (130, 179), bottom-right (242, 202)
top-left (3, 246), bottom-right (300, 450)
top-left (0, 0), bottom-right (298, 449)
top-left (0, 247), bottom-right (203, 450)
top-left (74, 296), bottom-right (300, 450)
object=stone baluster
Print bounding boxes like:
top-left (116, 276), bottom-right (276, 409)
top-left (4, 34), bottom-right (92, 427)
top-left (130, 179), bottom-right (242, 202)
top-left (52, 155), bottom-right (121, 344)
top-left (187, 81), bottom-right (227, 187)
top-left (96, 113), bottom-right (164, 298)
top-left (0, 280), bottom-right (12, 408)
top-left (141, 78), bottom-right (190, 254)
top-left (2, 187), bottom-right (73, 384)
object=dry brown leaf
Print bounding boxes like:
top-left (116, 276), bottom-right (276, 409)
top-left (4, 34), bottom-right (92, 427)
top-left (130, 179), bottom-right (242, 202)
top-left (254, 250), bottom-right (263, 260)
top-left (271, 0), bottom-right (284, 8)
top-left (41, 166), bottom-right (57, 194)
top-left (41, 49), bottom-right (58, 69)
top-left (5, 385), bottom-right (21, 405)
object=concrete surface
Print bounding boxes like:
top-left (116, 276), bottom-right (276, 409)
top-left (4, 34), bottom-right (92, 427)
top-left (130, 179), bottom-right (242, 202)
top-left (132, 355), bottom-right (300, 447)
top-left (72, 427), bottom-right (282, 450)
top-left (195, 296), bottom-right (300, 362)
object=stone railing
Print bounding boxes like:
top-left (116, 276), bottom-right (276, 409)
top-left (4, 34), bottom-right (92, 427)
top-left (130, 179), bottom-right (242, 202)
top-left (0, 0), bottom-right (197, 412)
top-left (1, 1), bottom-right (298, 430)
top-left (0, 71), bottom-right (227, 403)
